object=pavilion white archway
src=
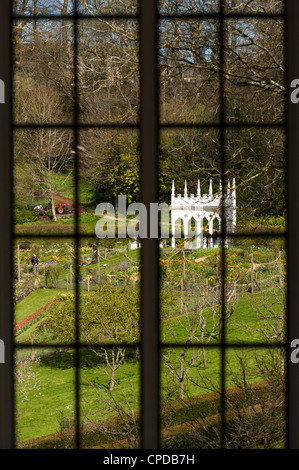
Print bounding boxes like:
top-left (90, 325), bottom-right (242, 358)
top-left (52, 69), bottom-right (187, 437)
top-left (170, 179), bottom-right (237, 248)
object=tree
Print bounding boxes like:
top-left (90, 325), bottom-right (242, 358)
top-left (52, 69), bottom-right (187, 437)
top-left (81, 284), bottom-right (139, 391)
top-left (82, 378), bottom-right (140, 449)
top-left (15, 85), bottom-right (73, 220)
top-left (46, 285), bottom-right (140, 391)
top-left (234, 281), bottom-right (286, 374)
top-left (161, 347), bottom-right (285, 449)
top-left (161, 281), bottom-right (223, 399)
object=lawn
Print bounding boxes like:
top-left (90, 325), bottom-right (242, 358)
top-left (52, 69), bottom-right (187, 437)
top-left (13, 244), bottom-right (285, 446)
top-left (16, 348), bottom-right (140, 444)
top-left (15, 289), bottom-right (65, 323)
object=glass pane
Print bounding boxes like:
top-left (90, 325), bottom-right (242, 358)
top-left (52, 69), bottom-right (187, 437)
top-left (223, 0), bottom-right (284, 14)
top-left (78, 19), bottom-right (139, 124)
top-left (225, 348), bottom-right (286, 448)
top-left (78, 128), bottom-right (140, 236)
top-left (159, 128), bottom-right (222, 344)
top-left (80, 347), bottom-right (140, 449)
top-left (159, 0), bottom-right (220, 14)
top-left (13, 20), bottom-right (74, 125)
top-left (225, 237), bottom-right (286, 345)
top-left (161, 247), bottom-right (222, 346)
top-left (13, 0), bottom-right (75, 16)
top-left (160, 347), bottom-right (222, 449)
top-left (224, 18), bottom-right (285, 124)
top-left (15, 347), bottom-right (76, 448)
top-left (159, 19), bottom-right (220, 124)
top-left (78, 0), bottom-right (138, 15)
top-left (14, 238), bottom-right (76, 346)
top-left (14, 128), bottom-right (75, 237)
top-left (79, 238), bottom-right (140, 346)
top-left (225, 127), bottom-right (286, 231)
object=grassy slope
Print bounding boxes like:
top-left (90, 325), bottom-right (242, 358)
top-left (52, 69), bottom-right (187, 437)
top-left (14, 246), bottom-right (284, 443)
top-left (15, 289), bottom-right (65, 323)
top-left (16, 349), bottom-right (140, 443)
top-left (15, 286), bottom-right (282, 443)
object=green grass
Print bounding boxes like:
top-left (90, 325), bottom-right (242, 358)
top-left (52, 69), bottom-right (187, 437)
top-left (16, 344), bottom-right (273, 445)
top-left (15, 285), bottom-right (283, 443)
top-left (16, 348), bottom-right (140, 443)
top-left (14, 245), bottom-right (285, 446)
top-left (15, 289), bottom-right (65, 323)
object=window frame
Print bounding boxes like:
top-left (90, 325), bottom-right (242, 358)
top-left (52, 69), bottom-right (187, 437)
top-left (0, 0), bottom-right (297, 450)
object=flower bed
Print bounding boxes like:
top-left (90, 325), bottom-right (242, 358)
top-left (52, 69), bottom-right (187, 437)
top-left (14, 299), bottom-right (60, 335)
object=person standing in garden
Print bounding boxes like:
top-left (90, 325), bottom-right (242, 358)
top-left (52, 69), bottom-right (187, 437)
top-left (31, 254), bottom-right (39, 274)
top-left (92, 242), bottom-right (99, 263)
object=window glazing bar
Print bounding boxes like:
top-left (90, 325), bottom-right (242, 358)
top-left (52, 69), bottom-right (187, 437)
top-left (287, 0), bottom-right (299, 450)
top-left (0, 0), bottom-right (14, 450)
top-left (139, 0), bottom-right (160, 450)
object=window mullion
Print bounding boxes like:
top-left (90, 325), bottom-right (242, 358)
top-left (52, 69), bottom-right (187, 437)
top-left (140, 0), bottom-right (160, 450)
top-left (287, 0), bottom-right (299, 450)
top-left (0, 0), bottom-right (14, 450)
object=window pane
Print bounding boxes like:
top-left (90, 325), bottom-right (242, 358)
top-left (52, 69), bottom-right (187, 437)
top-left (225, 238), bottom-right (286, 345)
top-left (224, 18), bottom-right (285, 124)
top-left (15, 347), bottom-right (76, 448)
top-left (80, 347), bottom-right (140, 449)
top-left (223, 0), bottom-right (284, 14)
top-left (225, 127), bottom-right (286, 232)
top-left (160, 347), bottom-right (222, 449)
top-left (159, 128), bottom-right (222, 344)
top-left (78, 0), bottom-right (138, 16)
top-left (13, 20), bottom-right (75, 125)
top-left (225, 348), bottom-right (286, 449)
top-left (78, 128), bottom-right (140, 235)
top-left (159, 19), bottom-right (220, 124)
top-left (159, 1), bottom-right (220, 15)
top-left (14, 128), bottom-right (75, 237)
top-left (14, 238), bottom-right (76, 346)
top-left (78, 19), bottom-right (139, 124)
top-left (13, 0), bottom-right (75, 16)
top-left (79, 238), bottom-right (140, 346)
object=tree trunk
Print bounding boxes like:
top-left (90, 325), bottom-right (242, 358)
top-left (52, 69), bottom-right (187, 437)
top-left (280, 348), bottom-right (285, 375)
top-left (180, 354), bottom-right (184, 399)
top-left (110, 367), bottom-right (116, 392)
top-left (202, 347), bottom-right (207, 369)
top-left (51, 196), bottom-right (57, 221)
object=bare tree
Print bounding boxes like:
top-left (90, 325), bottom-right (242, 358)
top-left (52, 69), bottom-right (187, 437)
top-left (15, 86), bottom-right (73, 220)
top-left (162, 283), bottom-right (222, 398)
top-left (233, 281), bottom-right (286, 373)
top-left (82, 377), bottom-right (140, 449)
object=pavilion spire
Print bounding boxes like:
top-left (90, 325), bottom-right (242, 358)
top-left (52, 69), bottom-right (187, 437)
top-left (197, 179), bottom-right (201, 197)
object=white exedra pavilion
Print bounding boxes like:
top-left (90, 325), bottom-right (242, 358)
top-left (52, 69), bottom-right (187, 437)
top-left (170, 178), bottom-right (237, 249)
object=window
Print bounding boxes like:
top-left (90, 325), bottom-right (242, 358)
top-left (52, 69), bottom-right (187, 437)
top-left (1, 0), bottom-right (298, 451)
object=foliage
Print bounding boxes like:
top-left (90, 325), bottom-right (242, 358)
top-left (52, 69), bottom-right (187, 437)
top-left (45, 265), bottom-right (64, 289)
top-left (14, 299), bottom-right (60, 335)
top-left (106, 152), bottom-right (140, 204)
top-left (14, 208), bottom-right (40, 225)
top-left (80, 284), bottom-right (140, 344)
top-left (46, 285), bottom-right (140, 344)
top-left (45, 293), bottom-right (76, 343)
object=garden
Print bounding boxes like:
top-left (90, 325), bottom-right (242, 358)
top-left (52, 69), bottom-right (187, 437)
top-left (13, 238), bottom-right (286, 449)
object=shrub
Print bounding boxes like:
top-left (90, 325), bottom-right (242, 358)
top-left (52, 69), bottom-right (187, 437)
top-left (45, 265), bottom-right (64, 288)
top-left (14, 208), bottom-right (40, 225)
